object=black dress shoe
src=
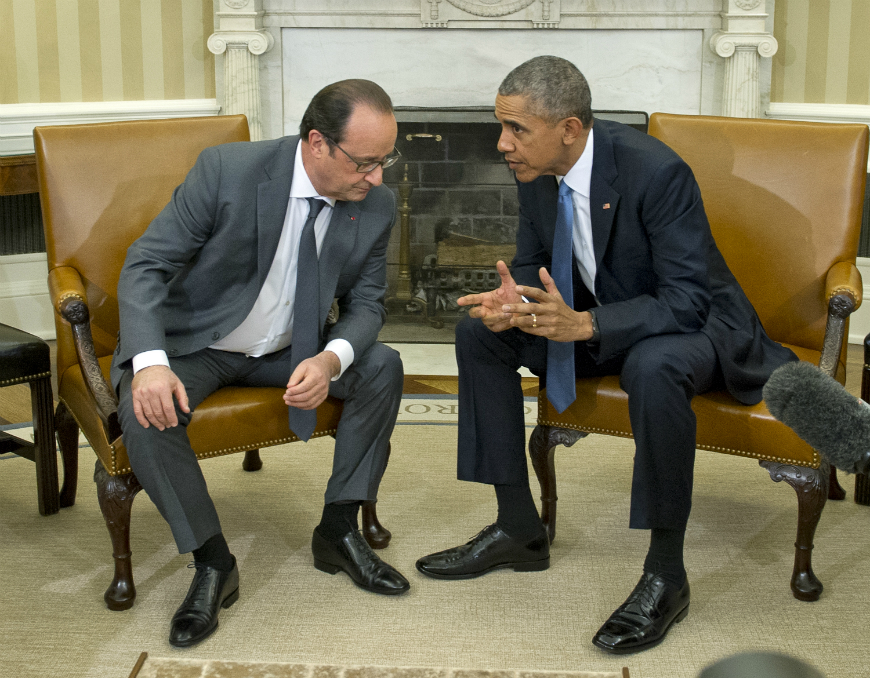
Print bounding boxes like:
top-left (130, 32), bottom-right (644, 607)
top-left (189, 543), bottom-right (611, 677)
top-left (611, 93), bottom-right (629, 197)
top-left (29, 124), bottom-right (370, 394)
top-left (592, 572), bottom-right (690, 654)
top-left (169, 557), bottom-right (239, 648)
top-left (415, 523), bottom-right (549, 580)
top-left (312, 529), bottom-right (410, 595)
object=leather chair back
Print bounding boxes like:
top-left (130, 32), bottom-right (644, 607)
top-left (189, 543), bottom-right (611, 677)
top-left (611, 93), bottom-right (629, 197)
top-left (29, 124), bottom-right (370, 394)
top-left (649, 114), bottom-right (868, 364)
top-left (35, 115), bottom-right (250, 382)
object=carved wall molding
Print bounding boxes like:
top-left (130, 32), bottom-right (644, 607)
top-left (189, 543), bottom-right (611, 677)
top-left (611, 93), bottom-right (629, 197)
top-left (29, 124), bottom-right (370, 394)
top-left (419, 0), bottom-right (560, 26)
top-left (444, 0), bottom-right (536, 17)
top-left (209, 0), bottom-right (274, 141)
top-left (208, 30), bottom-right (274, 57)
top-left (708, 0), bottom-right (777, 118)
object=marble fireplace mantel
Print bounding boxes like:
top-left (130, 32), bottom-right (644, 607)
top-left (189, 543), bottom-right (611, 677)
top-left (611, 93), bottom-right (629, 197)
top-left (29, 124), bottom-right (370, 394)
top-left (209, 0), bottom-right (777, 141)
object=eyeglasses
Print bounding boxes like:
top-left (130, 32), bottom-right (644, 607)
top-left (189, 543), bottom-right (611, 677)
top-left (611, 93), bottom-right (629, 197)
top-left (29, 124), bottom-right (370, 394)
top-left (324, 136), bottom-right (401, 173)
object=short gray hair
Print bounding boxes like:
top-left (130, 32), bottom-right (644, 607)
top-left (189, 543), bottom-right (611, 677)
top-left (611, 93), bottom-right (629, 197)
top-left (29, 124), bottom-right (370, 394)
top-left (498, 56), bottom-right (593, 126)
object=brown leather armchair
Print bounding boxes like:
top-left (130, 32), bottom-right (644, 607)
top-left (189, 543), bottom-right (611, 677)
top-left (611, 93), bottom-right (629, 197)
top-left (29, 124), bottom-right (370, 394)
top-left (530, 113), bottom-right (869, 602)
top-left (34, 115), bottom-right (390, 611)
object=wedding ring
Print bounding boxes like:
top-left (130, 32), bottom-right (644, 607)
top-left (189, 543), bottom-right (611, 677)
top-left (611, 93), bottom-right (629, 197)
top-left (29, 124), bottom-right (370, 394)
top-left (531, 314), bottom-right (537, 328)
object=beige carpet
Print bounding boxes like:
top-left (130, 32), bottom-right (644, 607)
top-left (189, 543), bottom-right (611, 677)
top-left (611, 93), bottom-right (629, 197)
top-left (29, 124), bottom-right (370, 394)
top-left (1, 414), bottom-right (867, 678)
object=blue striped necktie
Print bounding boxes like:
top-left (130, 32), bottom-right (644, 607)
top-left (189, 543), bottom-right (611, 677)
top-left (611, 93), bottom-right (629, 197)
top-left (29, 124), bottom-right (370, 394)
top-left (287, 197), bottom-right (326, 442)
top-left (546, 180), bottom-right (577, 413)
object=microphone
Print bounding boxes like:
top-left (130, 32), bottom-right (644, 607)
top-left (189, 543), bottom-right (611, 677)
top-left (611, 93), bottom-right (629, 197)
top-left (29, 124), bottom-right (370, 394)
top-left (763, 360), bottom-right (870, 475)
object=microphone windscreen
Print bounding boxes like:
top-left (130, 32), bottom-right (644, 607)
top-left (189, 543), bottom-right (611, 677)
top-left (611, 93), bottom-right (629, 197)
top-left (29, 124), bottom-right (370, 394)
top-left (763, 360), bottom-right (870, 474)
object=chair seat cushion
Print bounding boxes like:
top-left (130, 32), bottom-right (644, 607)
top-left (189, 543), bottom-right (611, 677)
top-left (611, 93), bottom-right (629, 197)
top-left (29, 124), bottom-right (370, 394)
top-left (60, 356), bottom-right (343, 475)
top-left (0, 323), bottom-right (51, 386)
top-left (537, 345), bottom-right (830, 468)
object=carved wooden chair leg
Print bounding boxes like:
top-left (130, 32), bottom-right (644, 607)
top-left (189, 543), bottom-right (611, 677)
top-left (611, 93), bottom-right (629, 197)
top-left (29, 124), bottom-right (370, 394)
top-left (30, 375), bottom-right (60, 516)
top-left (760, 459), bottom-right (828, 602)
top-left (55, 402), bottom-right (79, 508)
top-left (854, 472), bottom-right (870, 506)
top-left (362, 442), bottom-right (392, 549)
top-left (362, 501), bottom-right (391, 549)
top-left (94, 461), bottom-right (143, 611)
top-left (828, 467), bottom-right (846, 500)
top-left (242, 449), bottom-right (262, 472)
top-left (528, 425), bottom-right (587, 544)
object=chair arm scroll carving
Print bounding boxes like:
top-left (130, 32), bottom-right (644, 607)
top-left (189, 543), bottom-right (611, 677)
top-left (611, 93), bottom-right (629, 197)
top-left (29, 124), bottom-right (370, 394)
top-left (59, 296), bottom-right (122, 441)
top-left (818, 262), bottom-right (862, 378)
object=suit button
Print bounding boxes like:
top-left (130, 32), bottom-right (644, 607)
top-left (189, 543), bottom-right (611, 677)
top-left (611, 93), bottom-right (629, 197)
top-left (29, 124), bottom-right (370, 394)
top-left (168, 349), bottom-right (179, 357)
top-left (212, 332), bottom-right (220, 340)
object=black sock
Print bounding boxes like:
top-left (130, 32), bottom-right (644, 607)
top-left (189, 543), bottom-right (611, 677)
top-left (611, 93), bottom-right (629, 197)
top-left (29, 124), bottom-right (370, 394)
top-left (494, 483), bottom-right (545, 542)
top-left (192, 532), bottom-right (234, 572)
top-left (643, 528), bottom-right (687, 586)
top-left (316, 501), bottom-right (361, 542)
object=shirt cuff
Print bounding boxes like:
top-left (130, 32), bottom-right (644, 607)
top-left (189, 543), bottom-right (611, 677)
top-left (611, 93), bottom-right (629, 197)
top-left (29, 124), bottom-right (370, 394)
top-left (588, 309), bottom-right (601, 344)
top-left (132, 350), bottom-right (170, 374)
top-left (324, 339), bottom-right (354, 380)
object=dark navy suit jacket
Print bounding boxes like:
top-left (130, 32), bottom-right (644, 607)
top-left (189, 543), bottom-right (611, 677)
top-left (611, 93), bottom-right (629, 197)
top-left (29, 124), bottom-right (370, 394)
top-left (511, 118), bottom-right (796, 405)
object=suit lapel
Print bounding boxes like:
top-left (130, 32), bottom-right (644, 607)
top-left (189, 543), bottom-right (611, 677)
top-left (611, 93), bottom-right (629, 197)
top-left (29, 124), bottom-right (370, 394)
top-left (589, 121), bottom-right (620, 271)
top-left (318, 200), bottom-right (359, 327)
top-left (256, 137), bottom-right (299, 291)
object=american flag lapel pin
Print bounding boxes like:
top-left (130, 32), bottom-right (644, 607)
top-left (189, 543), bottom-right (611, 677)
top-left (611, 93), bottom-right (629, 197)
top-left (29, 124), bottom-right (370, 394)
top-left (603, 203), bottom-right (611, 209)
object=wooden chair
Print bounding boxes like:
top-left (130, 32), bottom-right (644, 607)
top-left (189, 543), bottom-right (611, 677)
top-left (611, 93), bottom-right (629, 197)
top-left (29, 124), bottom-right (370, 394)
top-left (34, 115), bottom-right (390, 611)
top-left (530, 113), bottom-right (869, 602)
top-left (0, 323), bottom-right (73, 515)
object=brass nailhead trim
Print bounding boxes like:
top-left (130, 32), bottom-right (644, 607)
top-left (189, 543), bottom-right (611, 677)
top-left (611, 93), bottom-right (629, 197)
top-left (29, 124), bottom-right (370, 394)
top-left (108, 428), bottom-right (340, 477)
top-left (536, 418), bottom-right (820, 469)
top-left (1, 372), bottom-right (51, 386)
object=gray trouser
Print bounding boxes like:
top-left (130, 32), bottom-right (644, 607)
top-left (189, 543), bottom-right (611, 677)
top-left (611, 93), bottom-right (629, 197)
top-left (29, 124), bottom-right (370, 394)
top-left (117, 342), bottom-right (403, 553)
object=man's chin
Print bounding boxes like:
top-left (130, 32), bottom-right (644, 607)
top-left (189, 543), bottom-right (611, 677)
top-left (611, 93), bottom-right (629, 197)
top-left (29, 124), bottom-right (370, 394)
top-left (512, 169), bottom-right (538, 183)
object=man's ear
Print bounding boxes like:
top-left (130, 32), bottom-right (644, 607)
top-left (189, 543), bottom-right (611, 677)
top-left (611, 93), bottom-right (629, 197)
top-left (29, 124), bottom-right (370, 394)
top-left (308, 130), bottom-right (327, 159)
top-left (561, 117), bottom-right (586, 146)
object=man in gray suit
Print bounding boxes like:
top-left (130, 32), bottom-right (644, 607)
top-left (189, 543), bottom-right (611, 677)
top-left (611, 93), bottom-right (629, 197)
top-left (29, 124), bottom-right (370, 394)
top-left (112, 79), bottom-right (408, 648)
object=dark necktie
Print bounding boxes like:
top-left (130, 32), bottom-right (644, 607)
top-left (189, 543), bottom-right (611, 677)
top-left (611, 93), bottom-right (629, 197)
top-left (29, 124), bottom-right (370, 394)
top-left (546, 180), bottom-right (577, 413)
top-left (287, 197), bottom-right (326, 442)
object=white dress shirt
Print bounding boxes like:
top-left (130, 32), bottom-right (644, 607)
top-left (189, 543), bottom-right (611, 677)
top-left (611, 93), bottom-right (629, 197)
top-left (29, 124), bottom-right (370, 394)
top-left (557, 127), bottom-right (597, 301)
top-left (132, 142), bottom-right (354, 379)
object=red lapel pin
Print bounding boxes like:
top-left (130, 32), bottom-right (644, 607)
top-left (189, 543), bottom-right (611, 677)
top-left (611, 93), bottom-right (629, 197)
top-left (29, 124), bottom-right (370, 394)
top-left (603, 203), bottom-right (611, 209)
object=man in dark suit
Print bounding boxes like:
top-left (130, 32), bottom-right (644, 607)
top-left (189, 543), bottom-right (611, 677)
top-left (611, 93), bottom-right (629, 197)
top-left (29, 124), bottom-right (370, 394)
top-left (416, 56), bottom-right (797, 654)
top-left (113, 79), bottom-right (409, 648)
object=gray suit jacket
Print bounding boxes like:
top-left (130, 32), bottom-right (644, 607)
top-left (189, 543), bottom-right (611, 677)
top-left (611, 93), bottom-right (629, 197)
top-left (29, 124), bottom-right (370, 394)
top-left (111, 135), bottom-right (396, 387)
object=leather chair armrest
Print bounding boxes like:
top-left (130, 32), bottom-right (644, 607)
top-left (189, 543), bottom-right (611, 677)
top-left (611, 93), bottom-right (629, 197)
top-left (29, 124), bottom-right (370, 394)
top-left (819, 261), bottom-right (863, 377)
top-left (48, 265), bottom-right (88, 313)
top-left (49, 267), bottom-right (122, 440)
top-left (825, 260), bottom-right (862, 310)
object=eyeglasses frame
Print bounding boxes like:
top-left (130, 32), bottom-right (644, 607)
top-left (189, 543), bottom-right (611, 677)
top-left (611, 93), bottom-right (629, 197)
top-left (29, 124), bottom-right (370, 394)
top-left (323, 135), bottom-right (401, 173)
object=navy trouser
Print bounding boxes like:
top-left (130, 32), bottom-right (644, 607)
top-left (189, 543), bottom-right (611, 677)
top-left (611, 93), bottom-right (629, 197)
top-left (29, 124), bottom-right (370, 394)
top-left (455, 314), bottom-right (723, 530)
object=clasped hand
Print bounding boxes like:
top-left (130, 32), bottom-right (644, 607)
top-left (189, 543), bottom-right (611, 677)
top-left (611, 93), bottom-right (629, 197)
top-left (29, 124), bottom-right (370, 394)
top-left (457, 261), bottom-right (594, 343)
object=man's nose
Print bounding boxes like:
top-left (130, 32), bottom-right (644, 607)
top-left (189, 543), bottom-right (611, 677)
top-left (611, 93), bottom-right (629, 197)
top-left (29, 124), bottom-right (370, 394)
top-left (365, 165), bottom-right (384, 186)
top-left (497, 132), bottom-right (514, 153)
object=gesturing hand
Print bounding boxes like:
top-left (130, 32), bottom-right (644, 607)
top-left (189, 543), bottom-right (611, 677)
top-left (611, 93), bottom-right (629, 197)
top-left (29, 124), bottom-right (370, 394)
top-left (131, 365), bottom-right (190, 430)
top-left (457, 260), bottom-right (523, 333)
top-left (501, 267), bottom-right (595, 342)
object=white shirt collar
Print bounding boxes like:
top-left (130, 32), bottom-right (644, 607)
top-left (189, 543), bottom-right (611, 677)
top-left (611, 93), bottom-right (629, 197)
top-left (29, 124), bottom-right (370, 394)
top-left (290, 141), bottom-right (336, 207)
top-left (557, 127), bottom-right (594, 198)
